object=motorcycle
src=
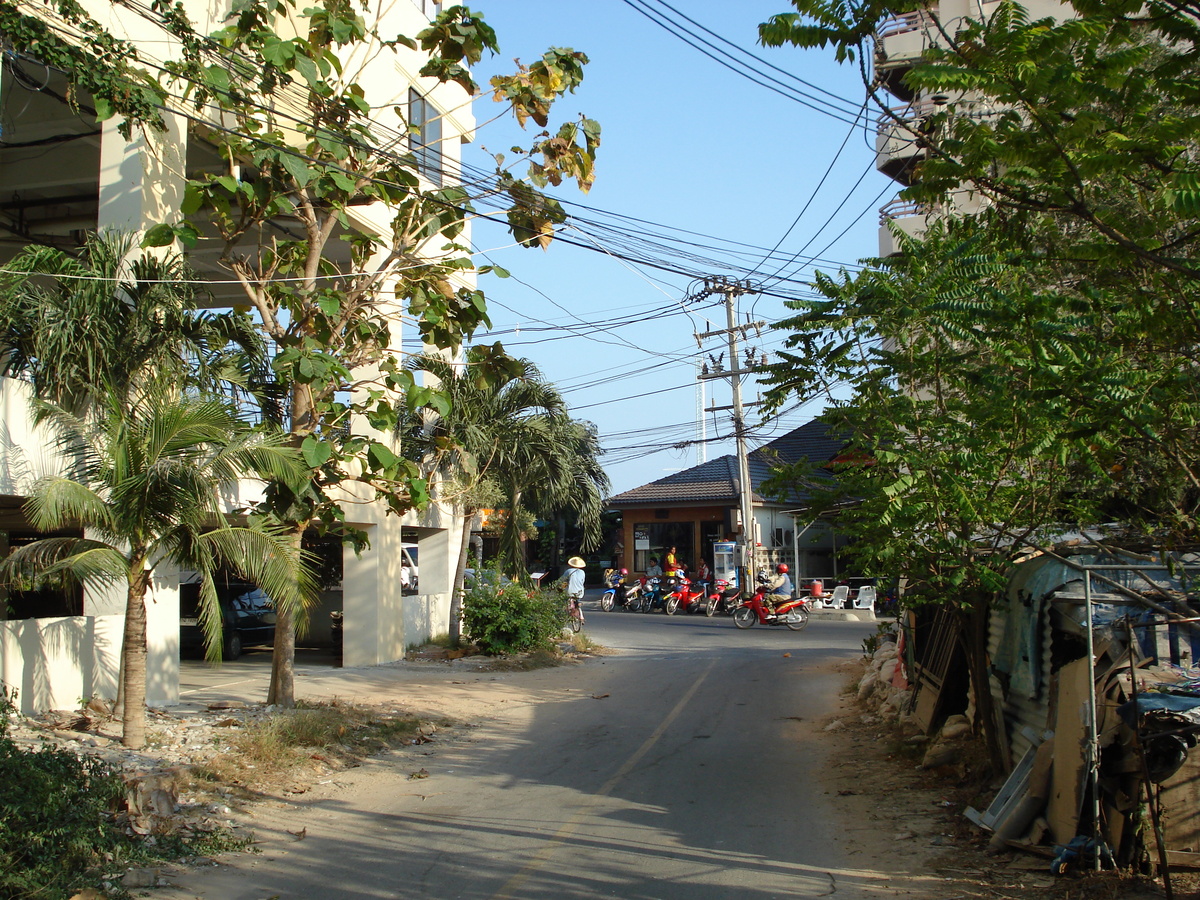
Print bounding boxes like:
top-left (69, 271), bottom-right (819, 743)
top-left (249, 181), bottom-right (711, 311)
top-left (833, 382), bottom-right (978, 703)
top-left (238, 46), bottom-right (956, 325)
top-left (732, 576), bottom-right (811, 631)
top-left (599, 569), bottom-right (630, 612)
top-left (640, 576), bottom-right (668, 613)
top-left (665, 577), bottom-right (708, 615)
top-left (622, 578), bottom-right (646, 612)
top-left (705, 579), bottom-right (741, 617)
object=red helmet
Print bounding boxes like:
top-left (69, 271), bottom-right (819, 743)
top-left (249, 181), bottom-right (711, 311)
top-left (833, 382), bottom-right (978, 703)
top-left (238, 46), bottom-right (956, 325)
top-left (776, 563), bottom-right (789, 574)
top-left (619, 568), bottom-right (628, 575)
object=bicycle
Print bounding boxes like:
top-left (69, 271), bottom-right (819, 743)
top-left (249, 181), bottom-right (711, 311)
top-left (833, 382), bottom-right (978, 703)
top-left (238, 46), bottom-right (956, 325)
top-left (567, 595), bottom-right (585, 632)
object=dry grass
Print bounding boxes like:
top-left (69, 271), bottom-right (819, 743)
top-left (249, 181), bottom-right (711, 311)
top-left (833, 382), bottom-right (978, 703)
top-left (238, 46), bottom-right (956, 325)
top-left (191, 700), bottom-right (427, 789)
top-left (564, 632), bottom-right (607, 655)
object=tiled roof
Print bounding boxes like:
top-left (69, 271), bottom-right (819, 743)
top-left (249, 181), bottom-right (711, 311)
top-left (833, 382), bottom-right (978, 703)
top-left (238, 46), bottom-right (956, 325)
top-left (608, 418), bottom-right (847, 508)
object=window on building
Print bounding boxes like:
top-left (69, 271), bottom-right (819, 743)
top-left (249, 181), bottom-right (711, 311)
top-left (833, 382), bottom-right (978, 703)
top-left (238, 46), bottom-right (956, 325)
top-left (632, 522), bottom-right (694, 573)
top-left (412, 0), bottom-right (442, 17)
top-left (409, 88), bottom-right (442, 186)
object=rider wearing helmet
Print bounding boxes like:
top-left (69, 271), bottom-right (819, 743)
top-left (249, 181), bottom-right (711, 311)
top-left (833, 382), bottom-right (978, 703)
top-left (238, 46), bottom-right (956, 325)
top-left (765, 563), bottom-right (793, 611)
top-left (613, 567), bottom-right (630, 605)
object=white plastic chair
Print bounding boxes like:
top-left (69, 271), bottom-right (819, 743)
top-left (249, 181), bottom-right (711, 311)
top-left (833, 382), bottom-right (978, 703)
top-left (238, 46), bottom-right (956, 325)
top-left (853, 585), bottom-right (876, 610)
top-left (829, 585), bottom-right (850, 609)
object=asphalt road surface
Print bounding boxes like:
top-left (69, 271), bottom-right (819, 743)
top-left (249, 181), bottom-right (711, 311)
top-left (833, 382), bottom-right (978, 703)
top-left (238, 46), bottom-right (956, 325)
top-left (163, 605), bottom-right (925, 899)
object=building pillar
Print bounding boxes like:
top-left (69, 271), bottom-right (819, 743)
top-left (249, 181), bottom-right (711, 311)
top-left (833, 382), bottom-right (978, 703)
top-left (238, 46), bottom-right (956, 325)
top-left (97, 112), bottom-right (187, 234)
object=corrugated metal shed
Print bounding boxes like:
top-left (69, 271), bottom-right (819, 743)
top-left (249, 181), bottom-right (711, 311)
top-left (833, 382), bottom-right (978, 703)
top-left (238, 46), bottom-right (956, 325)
top-left (989, 554), bottom-right (1195, 767)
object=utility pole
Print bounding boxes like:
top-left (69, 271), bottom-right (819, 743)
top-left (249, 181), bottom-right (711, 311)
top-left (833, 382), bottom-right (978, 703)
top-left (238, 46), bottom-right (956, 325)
top-left (691, 276), bottom-right (764, 587)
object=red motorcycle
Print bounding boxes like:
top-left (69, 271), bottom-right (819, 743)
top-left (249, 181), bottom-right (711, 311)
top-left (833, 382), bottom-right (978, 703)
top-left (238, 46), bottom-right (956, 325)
top-left (705, 578), bottom-right (741, 616)
top-left (664, 576), bottom-right (707, 615)
top-left (732, 577), bottom-right (811, 631)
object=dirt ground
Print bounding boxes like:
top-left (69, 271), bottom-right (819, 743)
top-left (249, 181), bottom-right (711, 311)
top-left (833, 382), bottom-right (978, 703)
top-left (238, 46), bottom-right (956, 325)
top-left (814, 658), bottom-right (1195, 900)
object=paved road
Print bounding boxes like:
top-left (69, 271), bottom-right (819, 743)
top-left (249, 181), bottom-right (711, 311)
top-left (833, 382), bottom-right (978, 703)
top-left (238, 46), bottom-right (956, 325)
top-left (163, 605), bottom-right (931, 899)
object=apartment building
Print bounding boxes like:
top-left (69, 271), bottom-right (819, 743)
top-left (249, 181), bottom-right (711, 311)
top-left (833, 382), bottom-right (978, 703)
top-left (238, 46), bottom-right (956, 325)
top-left (873, 0), bottom-right (1065, 255)
top-left (0, 0), bottom-right (471, 711)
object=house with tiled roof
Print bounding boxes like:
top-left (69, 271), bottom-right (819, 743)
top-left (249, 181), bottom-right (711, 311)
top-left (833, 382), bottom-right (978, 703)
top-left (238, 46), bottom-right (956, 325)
top-left (607, 418), bottom-right (853, 582)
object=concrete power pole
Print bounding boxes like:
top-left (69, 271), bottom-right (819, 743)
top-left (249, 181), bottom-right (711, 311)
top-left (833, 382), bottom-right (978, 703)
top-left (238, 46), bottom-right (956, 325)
top-left (691, 277), bottom-right (764, 586)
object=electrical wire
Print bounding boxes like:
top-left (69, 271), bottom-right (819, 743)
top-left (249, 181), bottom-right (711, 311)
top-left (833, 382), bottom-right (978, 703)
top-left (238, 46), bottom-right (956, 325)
top-left (10, 5), bottom-right (875, 453)
top-left (619, 0), bottom-right (866, 127)
top-left (5, 15), bottom-right (876, 294)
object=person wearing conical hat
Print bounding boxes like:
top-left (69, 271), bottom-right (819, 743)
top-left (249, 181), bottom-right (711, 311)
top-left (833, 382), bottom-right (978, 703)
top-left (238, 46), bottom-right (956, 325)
top-left (560, 556), bottom-right (587, 627)
top-left (561, 556), bottom-right (586, 599)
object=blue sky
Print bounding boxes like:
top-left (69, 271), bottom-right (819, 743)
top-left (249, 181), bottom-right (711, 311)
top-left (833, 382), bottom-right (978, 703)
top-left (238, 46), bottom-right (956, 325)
top-left (432, 1), bottom-right (892, 496)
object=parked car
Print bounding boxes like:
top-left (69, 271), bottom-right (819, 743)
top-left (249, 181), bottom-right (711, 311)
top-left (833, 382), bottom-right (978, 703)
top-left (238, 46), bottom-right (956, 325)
top-left (179, 581), bottom-right (277, 660)
top-left (401, 542), bottom-right (419, 594)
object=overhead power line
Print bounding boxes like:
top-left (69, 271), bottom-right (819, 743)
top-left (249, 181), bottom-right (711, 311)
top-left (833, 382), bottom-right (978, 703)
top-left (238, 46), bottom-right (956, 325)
top-left (619, 0), bottom-right (867, 127)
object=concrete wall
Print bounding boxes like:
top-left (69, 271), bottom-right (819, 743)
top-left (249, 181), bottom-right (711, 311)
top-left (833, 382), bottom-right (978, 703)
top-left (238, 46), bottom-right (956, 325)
top-left (0, 615), bottom-right (121, 714)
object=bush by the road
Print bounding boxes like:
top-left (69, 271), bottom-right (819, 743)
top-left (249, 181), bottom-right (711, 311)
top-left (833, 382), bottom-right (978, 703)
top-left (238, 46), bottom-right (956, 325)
top-left (461, 572), bottom-right (568, 655)
top-left (0, 691), bottom-right (244, 899)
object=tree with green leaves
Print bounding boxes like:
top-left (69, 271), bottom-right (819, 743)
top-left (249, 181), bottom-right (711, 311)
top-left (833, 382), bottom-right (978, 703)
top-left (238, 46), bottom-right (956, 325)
top-left (758, 0), bottom-right (1200, 549)
top-left (0, 231), bottom-right (302, 747)
top-left (134, 1), bottom-right (601, 705)
top-left (760, 220), bottom-right (1118, 766)
top-left (2, 394), bottom-right (311, 749)
top-left (0, 232), bottom-right (260, 417)
top-left (397, 345), bottom-right (608, 645)
top-left (758, 1), bottom-right (1200, 763)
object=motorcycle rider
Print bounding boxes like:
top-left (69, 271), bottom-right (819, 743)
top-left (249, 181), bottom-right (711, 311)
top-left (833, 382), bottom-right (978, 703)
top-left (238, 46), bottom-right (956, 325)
top-left (764, 563), bottom-right (793, 612)
top-left (645, 557), bottom-right (663, 578)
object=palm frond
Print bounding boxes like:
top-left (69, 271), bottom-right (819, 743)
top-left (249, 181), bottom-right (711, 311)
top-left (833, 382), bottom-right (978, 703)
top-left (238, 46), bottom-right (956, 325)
top-left (23, 477), bottom-right (112, 533)
top-left (0, 538), bottom-right (126, 591)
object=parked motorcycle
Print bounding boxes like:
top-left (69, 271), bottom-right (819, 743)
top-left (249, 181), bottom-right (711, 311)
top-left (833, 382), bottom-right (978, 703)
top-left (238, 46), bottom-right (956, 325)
top-left (705, 578), bottom-right (741, 617)
top-left (665, 577), bottom-right (708, 615)
top-left (640, 576), bottom-right (668, 613)
top-left (599, 568), bottom-right (631, 612)
top-left (622, 578), bottom-right (646, 612)
top-left (732, 576), bottom-right (811, 631)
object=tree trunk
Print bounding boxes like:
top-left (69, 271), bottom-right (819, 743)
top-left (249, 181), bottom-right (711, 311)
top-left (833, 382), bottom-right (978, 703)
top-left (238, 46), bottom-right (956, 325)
top-left (267, 526), bottom-right (304, 707)
top-left (449, 508), bottom-right (474, 647)
top-left (269, 372), bottom-right (315, 709)
top-left (120, 562), bottom-right (151, 749)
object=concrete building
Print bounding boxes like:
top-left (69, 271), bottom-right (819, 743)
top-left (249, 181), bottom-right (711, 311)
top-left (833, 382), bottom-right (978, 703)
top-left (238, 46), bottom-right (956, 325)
top-left (607, 419), bottom-right (854, 585)
top-left (873, 0), bottom-right (1066, 255)
top-left (0, 0), bottom-right (470, 712)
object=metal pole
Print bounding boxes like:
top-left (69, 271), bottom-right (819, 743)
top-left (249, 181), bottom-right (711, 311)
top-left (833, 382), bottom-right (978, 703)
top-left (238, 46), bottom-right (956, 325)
top-left (1084, 572), bottom-right (1101, 871)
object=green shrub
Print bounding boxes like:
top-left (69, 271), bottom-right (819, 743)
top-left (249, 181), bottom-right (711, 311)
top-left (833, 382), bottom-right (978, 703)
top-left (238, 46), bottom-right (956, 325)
top-left (461, 571), bottom-right (568, 655)
top-left (0, 690), bottom-right (246, 899)
top-left (0, 693), bottom-right (128, 898)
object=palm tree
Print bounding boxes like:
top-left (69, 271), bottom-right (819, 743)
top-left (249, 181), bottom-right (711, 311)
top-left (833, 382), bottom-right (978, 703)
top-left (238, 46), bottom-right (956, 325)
top-left (2, 393), bottom-right (312, 749)
top-left (0, 231), bottom-right (262, 417)
top-left (0, 231), bottom-right (303, 747)
top-left (398, 347), bottom-right (609, 644)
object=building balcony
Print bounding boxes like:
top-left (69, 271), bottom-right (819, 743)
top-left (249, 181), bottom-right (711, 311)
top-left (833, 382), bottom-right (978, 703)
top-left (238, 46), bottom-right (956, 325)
top-left (877, 197), bottom-right (933, 257)
top-left (875, 98), bottom-right (944, 184)
top-left (874, 8), bottom-right (936, 102)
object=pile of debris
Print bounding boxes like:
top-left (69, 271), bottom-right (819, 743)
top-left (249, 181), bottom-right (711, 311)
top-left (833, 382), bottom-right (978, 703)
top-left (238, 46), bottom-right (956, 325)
top-left (856, 635), bottom-right (981, 775)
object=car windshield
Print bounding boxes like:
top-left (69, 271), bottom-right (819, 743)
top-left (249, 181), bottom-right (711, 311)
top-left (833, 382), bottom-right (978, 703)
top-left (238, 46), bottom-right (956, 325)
top-left (227, 587), bottom-right (272, 610)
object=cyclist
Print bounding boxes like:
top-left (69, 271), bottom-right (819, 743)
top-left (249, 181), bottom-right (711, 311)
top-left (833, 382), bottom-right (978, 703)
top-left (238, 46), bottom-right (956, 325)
top-left (561, 556), bottom-right (587, 626)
